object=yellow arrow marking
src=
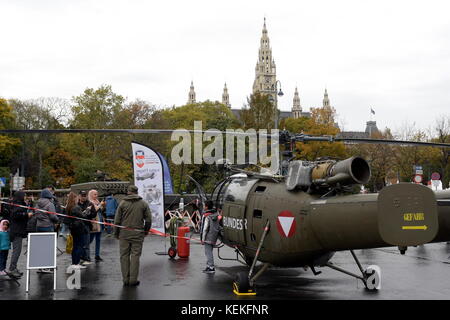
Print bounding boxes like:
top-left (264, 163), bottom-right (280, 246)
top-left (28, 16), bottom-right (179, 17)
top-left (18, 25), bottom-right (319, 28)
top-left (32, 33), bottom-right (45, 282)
top-left (402, 226), bottom-right (428, 230)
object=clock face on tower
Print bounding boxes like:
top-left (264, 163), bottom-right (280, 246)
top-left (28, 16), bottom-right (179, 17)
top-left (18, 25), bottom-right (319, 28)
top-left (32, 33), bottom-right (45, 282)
top-left (265, 76), bottom-right (271, 84)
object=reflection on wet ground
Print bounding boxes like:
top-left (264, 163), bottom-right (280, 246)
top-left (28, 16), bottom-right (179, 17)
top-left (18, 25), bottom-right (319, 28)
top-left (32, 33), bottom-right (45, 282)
top-left (1, 235), bottom-right (450, 300)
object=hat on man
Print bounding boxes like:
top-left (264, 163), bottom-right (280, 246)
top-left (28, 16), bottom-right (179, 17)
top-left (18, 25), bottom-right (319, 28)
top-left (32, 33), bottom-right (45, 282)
top-left (80, 190), bottom-right (87, 196)
top-left (127, 185), bottom-right (139, 194)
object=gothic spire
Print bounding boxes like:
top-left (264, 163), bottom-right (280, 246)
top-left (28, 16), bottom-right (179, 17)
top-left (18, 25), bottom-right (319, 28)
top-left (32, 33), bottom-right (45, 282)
top-left (323, 88), bottom-right (330, 107)
top-left (292, 87), bottom-right (302, 118)
top-left (252, 18), bottom-right (277, 104)
top-left (188, 81), bottom-right (196, 104)
top-left (222, 82), bottom-right (230, 108)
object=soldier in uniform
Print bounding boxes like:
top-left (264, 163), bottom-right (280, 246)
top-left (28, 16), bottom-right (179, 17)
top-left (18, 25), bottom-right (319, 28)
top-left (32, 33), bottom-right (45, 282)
top-left (114, 185), bottom-right (152, 286)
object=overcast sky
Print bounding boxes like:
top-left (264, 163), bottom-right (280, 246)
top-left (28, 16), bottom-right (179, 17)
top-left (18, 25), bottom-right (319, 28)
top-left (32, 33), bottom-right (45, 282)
top-left (1, 0), bottom-right (450, 134)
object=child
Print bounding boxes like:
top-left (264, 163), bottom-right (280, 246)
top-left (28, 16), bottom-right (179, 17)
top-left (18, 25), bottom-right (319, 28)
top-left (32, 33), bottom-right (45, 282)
top-left (200, 201), bottom-right (222, 274)
top-left (0, 219), bottom-right (11, 276)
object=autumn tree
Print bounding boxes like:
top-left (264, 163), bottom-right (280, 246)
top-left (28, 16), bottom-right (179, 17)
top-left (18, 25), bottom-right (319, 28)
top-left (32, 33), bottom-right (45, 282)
top-left (347, 128), bottom-right (397, 192)
top-left (44, 148), bottom-right (75, 187)
top-left (0, 98), bottom-right (21, 194)
top-left (291, 105), bottom-right (348, 161)
top-left (429, 116), bottom-right (450, 188)
top-left (240, 93), bottom-right (275, 130)
top-left (67, 86), bottom-right (154, 182)
top-left (9, 99), bottom-right (64, 188)
top-left (70, 85), bottom-right (125, 154)
top-left (390, 123), bottom-right (437, 183)
top-left (160, 101), bottom-right (239, 192)
top-left (0, 98), bottom-right (21, 164)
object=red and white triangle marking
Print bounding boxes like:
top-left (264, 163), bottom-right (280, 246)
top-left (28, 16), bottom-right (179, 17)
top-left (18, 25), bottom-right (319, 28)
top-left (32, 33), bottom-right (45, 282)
top-left (276, 211), bottom-right (296, 238)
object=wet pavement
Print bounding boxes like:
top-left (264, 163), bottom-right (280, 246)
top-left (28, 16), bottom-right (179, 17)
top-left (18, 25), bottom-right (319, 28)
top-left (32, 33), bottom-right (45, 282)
top-left (1, 233), bottom-right (450, 300)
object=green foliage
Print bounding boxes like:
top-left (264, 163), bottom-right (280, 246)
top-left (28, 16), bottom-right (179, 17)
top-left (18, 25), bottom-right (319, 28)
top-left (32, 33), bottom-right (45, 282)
top-left (67, 87), bottom-right (154, 182)
top-left (348, 129), bottom-right (396, 192)
top-left (3, 87), bottom-right (450, 194)
top-left (239, 93), bottom-right (275, 130)
top-left (0, 98), bottom-right (21, 163)
top-left (281, 117), bottom-right (310, 133)
top-left (9, 98), bottom-right (63, 188)
top-left (287, 105), bottom-right (348, 161)
top-left (70, 85), bottom-right (125, 155)
top-left (44, 148), bottom-right (75, 188)
top-left (71, 85), bottom-right (125, 129)
top-left (160, 101), bottom-right (239, 193)
top-left (73, 157), bottom-right (106, 183)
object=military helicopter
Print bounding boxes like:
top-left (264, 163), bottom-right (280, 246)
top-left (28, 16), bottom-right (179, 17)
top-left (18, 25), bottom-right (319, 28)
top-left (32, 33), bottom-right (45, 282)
top-left (189, 131), bottom-right (450, 294)
top-left (3, 128), bottom-right (450, 294)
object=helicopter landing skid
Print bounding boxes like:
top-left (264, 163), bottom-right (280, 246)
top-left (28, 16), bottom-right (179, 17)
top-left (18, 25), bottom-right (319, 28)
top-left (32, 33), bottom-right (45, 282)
top-left (233, 220), bottom-right (271, 296)
top-left (217, 245), bottom-right (248, 266)
top-left (325, 250), bottom-right (381, 290)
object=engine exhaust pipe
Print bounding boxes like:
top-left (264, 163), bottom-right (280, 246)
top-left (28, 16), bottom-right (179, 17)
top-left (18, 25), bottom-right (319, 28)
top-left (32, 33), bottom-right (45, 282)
top-left (312, 156), bottom-right (371, 186)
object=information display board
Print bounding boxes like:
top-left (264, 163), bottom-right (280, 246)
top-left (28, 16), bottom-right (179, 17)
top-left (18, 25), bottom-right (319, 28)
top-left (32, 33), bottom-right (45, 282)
top-left (27, 232), bottom-right (57, 269)
top-left (26, 232), bottom-right (57, 292)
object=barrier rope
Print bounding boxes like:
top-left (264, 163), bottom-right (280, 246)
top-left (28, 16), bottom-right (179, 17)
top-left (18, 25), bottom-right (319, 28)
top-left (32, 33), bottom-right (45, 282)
top-left (0, 201), bottom-right (205, 243)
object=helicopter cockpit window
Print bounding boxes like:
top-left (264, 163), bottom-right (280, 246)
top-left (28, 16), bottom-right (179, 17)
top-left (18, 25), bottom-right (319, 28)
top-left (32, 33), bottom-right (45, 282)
top-left (225, 194), bottom-right (235, 202)
top-left (223, 178), bottom-right (258, 206)
top-left (211, 179), bottom-right (232, 209)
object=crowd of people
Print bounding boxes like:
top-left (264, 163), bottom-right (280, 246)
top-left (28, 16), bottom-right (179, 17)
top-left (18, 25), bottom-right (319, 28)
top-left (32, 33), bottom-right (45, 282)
top-left (0, 184), bottom-right (222, 287)
top-left (0, 185), bottom-right (119, 276)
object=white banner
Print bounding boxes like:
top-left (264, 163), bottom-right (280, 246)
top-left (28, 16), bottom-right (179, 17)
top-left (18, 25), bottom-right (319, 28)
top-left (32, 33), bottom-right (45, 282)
top-left (131, 142), bottom-right (165, 234)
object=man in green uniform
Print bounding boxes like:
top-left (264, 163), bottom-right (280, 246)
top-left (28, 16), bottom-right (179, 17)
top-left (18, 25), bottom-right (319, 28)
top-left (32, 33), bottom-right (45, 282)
top-left (114, 185), bottom-right (152, 286)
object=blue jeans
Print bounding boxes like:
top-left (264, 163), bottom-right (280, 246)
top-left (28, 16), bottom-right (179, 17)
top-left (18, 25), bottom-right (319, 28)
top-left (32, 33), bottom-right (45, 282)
top-left (81, 233), bottom-right (90, 261)
top-left (37, 227), bottom-right (54, 232)
top-left (105, 217), bottom-right (114, 234)
top-left (89, 232), bottom-right (102, 258)
top-left (0, 250), bottom-right (8, 271)
top-left (204, 243), bottom-right (214, 268)
top-left (71, 235), bottom-right (84, 265)
top-left (60, 223), bottom-right (68, 235)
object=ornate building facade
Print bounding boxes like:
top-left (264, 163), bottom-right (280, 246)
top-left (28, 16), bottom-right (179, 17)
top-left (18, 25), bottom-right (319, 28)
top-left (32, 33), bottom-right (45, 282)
top-left (252, 18), bottom-right (278, 108)
top-left (186, 19), bottom-right (376, 136)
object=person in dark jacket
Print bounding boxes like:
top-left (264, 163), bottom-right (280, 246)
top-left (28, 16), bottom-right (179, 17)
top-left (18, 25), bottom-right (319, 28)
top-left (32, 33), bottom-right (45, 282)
top-left (46, 185), bottom-right (64, 236)
top-left (77, 190), bottom-right (97, 265)
top-left (35, 189), bottom-right (59, 232)
top-left (200, 200), bottom-right (222, 274)
top-left (33, 189), bottom-right (59, 273)
top-left (8, 191), bottom-right (32, 278)
top-left (65, 192), bottom-right (88, 270)
top-left (114, 185), bottom-right (152, 286)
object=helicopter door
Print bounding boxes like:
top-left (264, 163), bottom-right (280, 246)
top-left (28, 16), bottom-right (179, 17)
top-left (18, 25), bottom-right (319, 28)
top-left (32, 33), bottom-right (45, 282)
top-left (223, 203), bottom-right (246, 245)
top-left (221, 177), bottom-right (257, 246)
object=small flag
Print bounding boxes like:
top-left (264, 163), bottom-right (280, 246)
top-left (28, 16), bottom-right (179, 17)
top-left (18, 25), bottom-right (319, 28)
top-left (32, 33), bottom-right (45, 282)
top-left (370, 108), bottom-right (375, 115)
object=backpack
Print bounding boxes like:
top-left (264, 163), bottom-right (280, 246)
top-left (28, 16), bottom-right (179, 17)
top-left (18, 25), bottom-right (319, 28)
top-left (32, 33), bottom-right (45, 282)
top-left (66, 234), bottom-right (73, 254)
top-left (105, 196), bottom-right (118, 217)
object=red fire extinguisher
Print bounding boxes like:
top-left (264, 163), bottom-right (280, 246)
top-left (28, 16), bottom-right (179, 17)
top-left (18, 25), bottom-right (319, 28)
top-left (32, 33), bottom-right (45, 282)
top-left (177, 226), bottom-right (190, 258)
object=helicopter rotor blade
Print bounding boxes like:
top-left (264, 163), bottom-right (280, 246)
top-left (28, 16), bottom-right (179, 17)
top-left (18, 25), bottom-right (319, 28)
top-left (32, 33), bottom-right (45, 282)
top-left (334, 137), bottom-right (450, 148)
top-left (0, 129), bottom-right (200, 134)
top-left (2, 129), bottom-right (449, 148)
top-left (0, 128), bottom-right (261, 136)
top-left (285, 132), bottom-right (450, 148)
